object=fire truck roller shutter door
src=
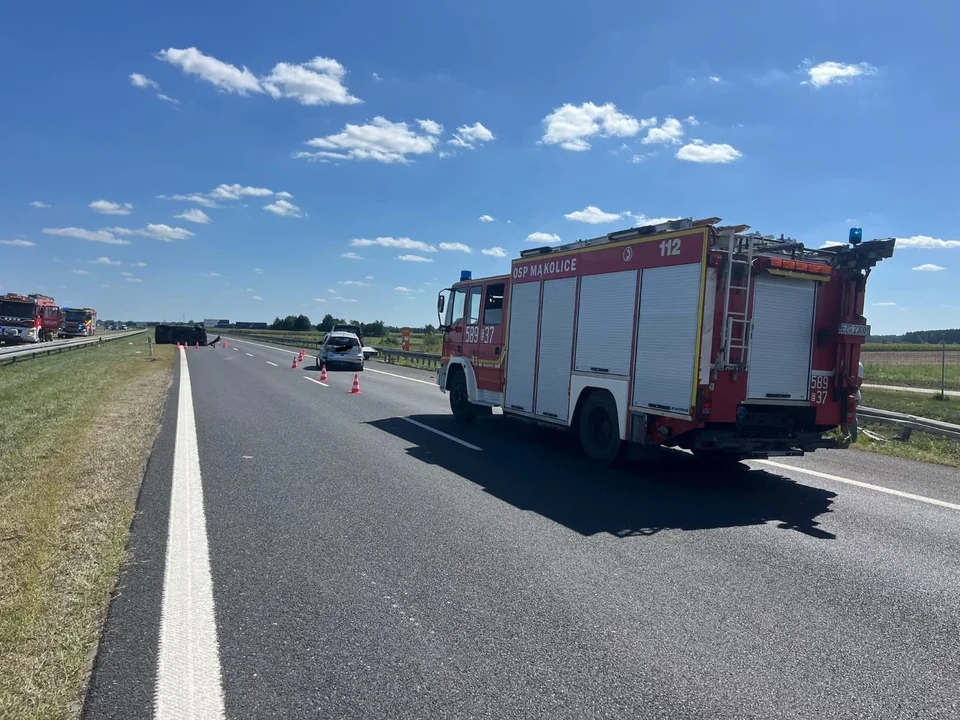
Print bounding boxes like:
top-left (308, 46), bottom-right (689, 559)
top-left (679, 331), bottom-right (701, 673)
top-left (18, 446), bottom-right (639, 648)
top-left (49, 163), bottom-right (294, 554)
top-left (535, 277), bottom-right (578, 422)
top-left (633, 263), bottom-right (703, 416)
top-left (504, 280), bottom-right (541, 413)
top-left (747, 274), bottom-right (816, 401)
top-left (575, 270), bottom-right (637, 376)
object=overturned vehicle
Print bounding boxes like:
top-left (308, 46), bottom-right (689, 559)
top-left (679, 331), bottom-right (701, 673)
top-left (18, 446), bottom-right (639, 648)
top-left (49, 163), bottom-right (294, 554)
top-left (154, 323), bottom-right (218, 346)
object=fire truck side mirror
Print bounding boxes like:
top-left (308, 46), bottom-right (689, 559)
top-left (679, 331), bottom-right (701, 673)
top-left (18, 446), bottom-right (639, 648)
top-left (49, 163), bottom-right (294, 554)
top-left (437, 294), bottom-right (445, 315)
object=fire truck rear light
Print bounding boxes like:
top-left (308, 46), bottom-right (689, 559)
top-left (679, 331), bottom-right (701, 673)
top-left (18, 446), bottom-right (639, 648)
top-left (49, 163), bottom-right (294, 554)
top-left (708, 253), bottom-right (723, 267)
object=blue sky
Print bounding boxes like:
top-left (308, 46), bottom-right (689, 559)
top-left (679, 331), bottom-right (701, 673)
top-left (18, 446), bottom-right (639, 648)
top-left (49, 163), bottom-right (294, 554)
top-left (1, 0), bottom-right (957, 333)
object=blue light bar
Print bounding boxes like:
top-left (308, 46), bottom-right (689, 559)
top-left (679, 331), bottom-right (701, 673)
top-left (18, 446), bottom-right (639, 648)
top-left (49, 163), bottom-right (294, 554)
top-left (460, 270), bottom-right (472, 281)
top-left (848, 227), bottom-right (863, 244)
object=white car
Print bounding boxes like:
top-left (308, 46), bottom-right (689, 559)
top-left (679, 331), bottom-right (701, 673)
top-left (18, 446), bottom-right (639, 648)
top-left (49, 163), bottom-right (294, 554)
top-left (317, 331), bottom-right (364, 371)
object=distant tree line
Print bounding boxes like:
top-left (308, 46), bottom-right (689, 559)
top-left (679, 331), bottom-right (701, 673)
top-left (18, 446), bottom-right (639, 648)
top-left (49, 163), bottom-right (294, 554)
top-left (869, 329), bottom-right (960, 344)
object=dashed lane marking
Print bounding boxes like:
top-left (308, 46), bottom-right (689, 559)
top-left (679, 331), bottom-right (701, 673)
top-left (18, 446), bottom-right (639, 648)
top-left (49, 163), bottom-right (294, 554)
top-left (401, 417), bottom-right (483, 451)
top-left (245, 352), bottom-right (254, 357)
top-left (266, 361), bottom-right (278, 367)
top-left (366, 367), bottom-right (436, 386)
top-left (757, 459), bottom-right (960, 512)
top-left (156, 349), bottom-right (225, 719)
top-left (304, 376), bottom-right (329, 387)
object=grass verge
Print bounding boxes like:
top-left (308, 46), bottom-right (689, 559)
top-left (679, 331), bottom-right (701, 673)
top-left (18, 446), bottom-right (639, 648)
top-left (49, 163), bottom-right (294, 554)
top-left (0, 335), bottom-right (173, 719)
top-left (861, 362), bottom-right (960, 392)
top-left (852, 388), bottom-right (960, 468)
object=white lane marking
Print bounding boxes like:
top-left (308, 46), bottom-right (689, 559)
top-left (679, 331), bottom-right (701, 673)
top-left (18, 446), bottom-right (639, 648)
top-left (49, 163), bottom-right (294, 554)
top-left (266, 361), bottom-right (278, 367)
top-left (156, 349), bottom-right (225, 719)
top-left (304, 376), bottom-right (328, 387)
top-left (227, 337), bottom-right (299, 355)
top-left (245, 352), bottom-right (254, 357)
top-left (366, 367), bottom-right (436, 386)
top-left (233, 347), bottom-right (239, 351)
top-left (757, 459), bottom-right (960, 512)
top-left (401, 417), bottom-right (483, 451)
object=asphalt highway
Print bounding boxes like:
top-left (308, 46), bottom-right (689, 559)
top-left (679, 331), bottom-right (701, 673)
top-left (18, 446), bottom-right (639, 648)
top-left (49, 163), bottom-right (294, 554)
top-left (83, 337), bottom-right (960, 719)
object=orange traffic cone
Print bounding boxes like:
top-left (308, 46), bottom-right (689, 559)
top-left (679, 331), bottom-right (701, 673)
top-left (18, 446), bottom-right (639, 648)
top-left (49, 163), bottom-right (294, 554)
top-left (176, 341), bottom-right (180, 348)
top-left (223, 340), bottom-right (228, 348)
top-left (300, 348), bottom-right (306, 359)
top-left (292, 356), bottom-right (299, 369)
top-left (350, 373), bottom-right (362, 394)
top-left (320, 364), bottom-right (328, 382)
top-left (195, 341), bottom-right (200, 349)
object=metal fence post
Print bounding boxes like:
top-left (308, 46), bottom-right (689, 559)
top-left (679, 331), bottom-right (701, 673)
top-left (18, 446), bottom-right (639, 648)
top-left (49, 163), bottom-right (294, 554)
top-left (942, 338), bottom-right (947, 399)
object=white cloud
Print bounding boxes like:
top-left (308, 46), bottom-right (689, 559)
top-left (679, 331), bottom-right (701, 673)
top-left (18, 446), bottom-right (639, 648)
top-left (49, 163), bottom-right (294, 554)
top-left (396, 254), bottom-right (433, 262)
top-left (527, 232), bottom-right (562, 244)
top-left (395, 286), bottom-right (412, 293)
top-left (175, 208), bottom-right (212, 224)
top-left (108, 224), bottom-right (194, 242)
top-left (0, 239), bottom-right (36, 247)
top-left (439, 242), bottom-right (472, 253)
top-left (327, 289), bottom-right (336, 294)
top-left (479, 214), bottom-right (495, 223)
top-left (329, 296), bottom-right (358, 303)
top-left (632, 213), bottom-right (681, 227)
top-left (276, 191), bottom-right (293, 199)
top-left (129, 73), bottom-right (159, 90)
top-left (157, 93), bottom-right (180, 105)
top-left (261, 57), bottom-right (361, 106)
top-left (372, 72), bottom-right (382, 82)
top-left (351, 236), bottom-right (437, 252)
top-left (254, 268), bottom-right (264, 273)
top-left (628, 153), bottom-right (652, 164)
top-left (156, 47), bottom-right (263, 95)
top-left (896, 235), bottom-right (960, 249)
top-left (202, 272), bottom-right (222, 277)
top-left (438, 151), bottom-right (454, 159)
top-left (803, 61), bottom-right (877, 88)
top-left (43, 227), bottom-right (131, 245)
top-left (299, 117), bottom-right (439, 164)
top-left (89, 199), bottom-right (134, 215)
top-left (101, 284), bottom-right (111, 288)
top-left (482, 246), bottom-right (508, 258)
top-left (121, 272), bottom-right (134, 277)
top-left (90, 256), bottom-right (120, 265)
top-left (264, 199), bottom-right (304, 217)
top-left (912, 264), bottom-right (946, 272)
top-left (158, 193), bottom-right (220, 208)
top-left (251, 295), bottom-right (263, 301)
top-left (448, 122), bottom-right (495, 149)
top-left (125, 277), bottom-right (144, 283)
top-left (132, 262), bottom-right (147, 267)
top-left (676, 140), bottom-right (743, 163)
top-left (364, 275), bottom-right (374, 280)
top-left (709, 76), bottom-right (721, 83)
top-left (341, 252), bottom-right (363, 260)
top-left (29, 200), bottom-right (50, 208)
top-left (564, 205), bottom-right (623, 224)
top-left (642, 117), bottom-right (685, 145)
top-left (418, 119), bottom-right (443, 136)
top-left (314, 297), bottom-right (326, 303)
top-left (873, 301), bottom-right (897, 307)
top-left (685, 115), bottom-right (700, 127)
top-left (70, 269), bottom-right (90, 275)
top-left (210, 183), bottom-right (274, 200)
top-left (541, 102), bottom-right (654, 151)
top-left (339, 280), bottom-right (370, 287)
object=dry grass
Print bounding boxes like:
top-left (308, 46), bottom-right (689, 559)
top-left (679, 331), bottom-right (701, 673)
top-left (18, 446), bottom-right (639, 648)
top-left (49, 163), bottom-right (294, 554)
top-left (0, 336), bottom-right (173, 719)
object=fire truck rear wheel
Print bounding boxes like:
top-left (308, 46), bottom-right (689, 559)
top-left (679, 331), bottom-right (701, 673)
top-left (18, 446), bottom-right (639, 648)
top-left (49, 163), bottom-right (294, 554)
top-left (578, 391), bottom-right (626, 466)
top-left (449, 369), bottom-right (475, 424)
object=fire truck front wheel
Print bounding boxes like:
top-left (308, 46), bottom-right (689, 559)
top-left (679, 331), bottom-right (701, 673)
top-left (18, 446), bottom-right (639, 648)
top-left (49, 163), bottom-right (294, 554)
top-left (578, 391), bottom-right (626, 466)
top-left (449, 368), bottom-right (476, 423)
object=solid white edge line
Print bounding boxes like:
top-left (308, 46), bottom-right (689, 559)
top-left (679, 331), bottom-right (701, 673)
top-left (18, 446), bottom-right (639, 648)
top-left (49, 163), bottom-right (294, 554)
top-left (401, 416), bottom-right (483, 451)
top-left (155, 348), bottom-right (226, 719)
top-left (365, 368), bottom-right (436, 386)
top-left (304, 376), bottom-right (329, 387)
top-left (756, 459), bottom-right (960, 512)
top-left (266, 361), bottom-right (278, 367)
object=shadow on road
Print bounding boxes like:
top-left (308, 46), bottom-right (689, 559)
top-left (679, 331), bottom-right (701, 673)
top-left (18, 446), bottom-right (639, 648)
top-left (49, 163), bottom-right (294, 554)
top-left (368, 414), bottom-right (838, 540)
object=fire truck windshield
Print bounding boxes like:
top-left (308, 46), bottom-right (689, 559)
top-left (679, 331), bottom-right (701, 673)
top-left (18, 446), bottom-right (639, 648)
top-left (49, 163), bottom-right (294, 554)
top-left (65, 310), bottom-right (90, 323)
top-left (0, 301), bottom-right (34, 319)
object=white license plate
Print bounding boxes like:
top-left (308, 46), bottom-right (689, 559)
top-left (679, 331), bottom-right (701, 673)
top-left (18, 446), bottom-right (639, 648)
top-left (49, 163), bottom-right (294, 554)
top-left (838, 323), bottom-right (869, 337)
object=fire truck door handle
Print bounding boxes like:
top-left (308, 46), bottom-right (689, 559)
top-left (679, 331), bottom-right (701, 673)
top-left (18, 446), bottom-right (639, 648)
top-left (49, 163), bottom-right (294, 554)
top-left (456, 345), bottom-right (461, 352)
top-left (495, 347), bottom-right (500, 355)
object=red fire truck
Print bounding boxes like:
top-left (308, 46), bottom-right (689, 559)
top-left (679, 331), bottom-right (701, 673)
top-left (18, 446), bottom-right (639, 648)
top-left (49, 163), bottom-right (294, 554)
top-left (436, 218), bottom-right (895, 465)
top-left (0, 293), bottom-right (61, 344)
top-left (59, 307), bottom-right (98, 338)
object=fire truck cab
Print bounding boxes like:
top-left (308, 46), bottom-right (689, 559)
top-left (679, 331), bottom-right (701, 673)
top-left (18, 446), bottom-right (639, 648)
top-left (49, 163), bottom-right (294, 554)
top-left (0, 293), bottom-right (61, 344)
top-left (437, 218), bottom-right (894, 465)
top-left (59, 307), bottom-right (98, 338)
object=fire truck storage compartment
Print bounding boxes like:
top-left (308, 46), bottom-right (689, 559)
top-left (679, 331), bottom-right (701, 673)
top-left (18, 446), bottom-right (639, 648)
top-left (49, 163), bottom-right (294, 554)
top-left (504, 280), bottom-right (541, 413)
top-left (747, 274), bottom-right (816, 401)
top-left (534, 277), bottom-right (577, 421)
top-left (575, 270), bottom-right (638, 376)
top-left (632, 262), bottom-right (704, 416)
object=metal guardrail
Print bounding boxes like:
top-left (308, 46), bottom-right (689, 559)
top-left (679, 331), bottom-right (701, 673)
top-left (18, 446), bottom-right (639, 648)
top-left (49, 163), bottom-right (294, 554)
top-left (375, 348), bottom-right (443, 370)
top-left (0, 330), bottom-right (146, 367)
top-left (857, 406), bottom-right (960, 441)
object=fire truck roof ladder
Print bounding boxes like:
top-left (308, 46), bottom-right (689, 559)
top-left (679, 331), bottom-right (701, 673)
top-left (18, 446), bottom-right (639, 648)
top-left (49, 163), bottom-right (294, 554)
top-left (718, 228), bottom-right (756, 371)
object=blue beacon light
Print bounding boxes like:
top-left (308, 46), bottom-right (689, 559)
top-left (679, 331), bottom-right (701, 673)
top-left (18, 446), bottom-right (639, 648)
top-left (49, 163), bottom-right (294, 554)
top-left (460, 270), bottom-right (472, 281)
top-left (848, 227), bottom-right (863, 245)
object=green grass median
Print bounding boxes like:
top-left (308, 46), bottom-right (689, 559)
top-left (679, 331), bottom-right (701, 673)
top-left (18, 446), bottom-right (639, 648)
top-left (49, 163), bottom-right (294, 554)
top-left (0, 335), bottom-right (173, 719)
